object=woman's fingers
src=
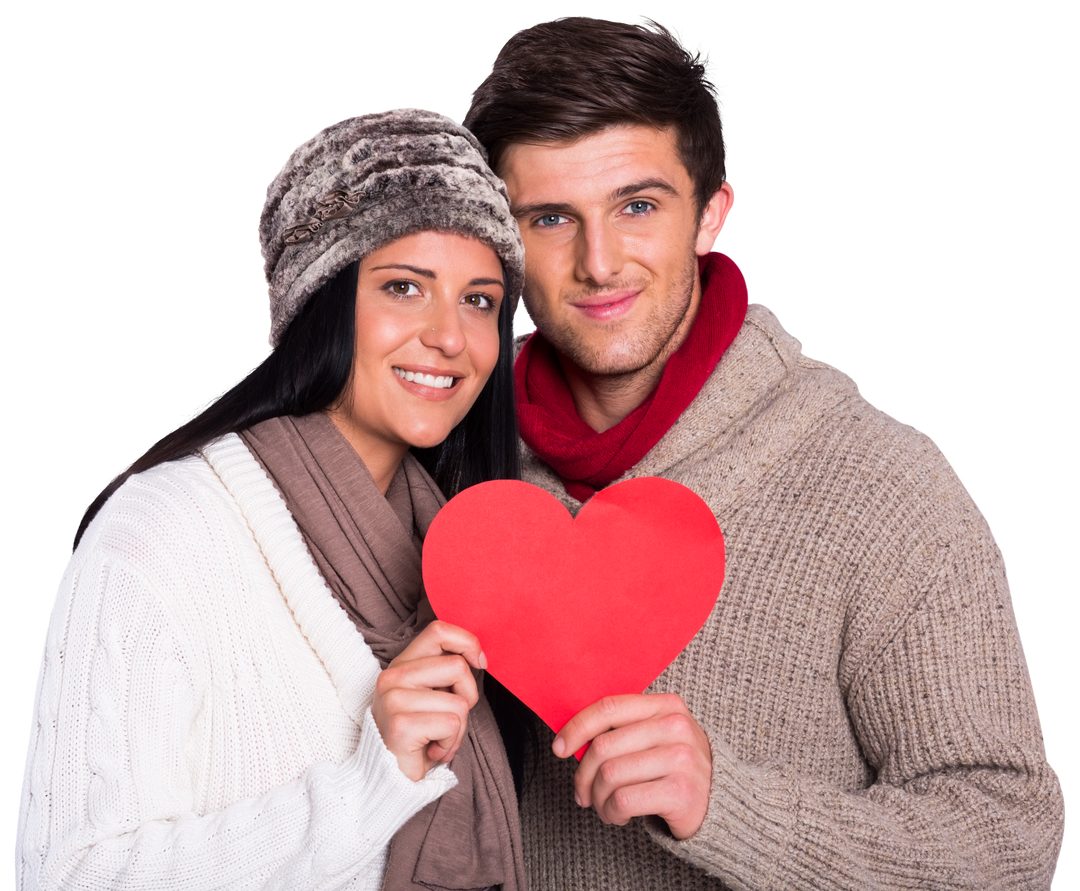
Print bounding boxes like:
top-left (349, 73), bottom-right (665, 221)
top-left (373, 686), bottom-right (474, 779)
top-left (377, 653), bottom-right (480, 706)
top-left (373, 621), bottom-right (488, 781)
top-left (381, 707), bottom-right (467, 781)
top-left (393, 620), bottom-right (487, 670)
top-left (379, 687), bottom-right (472, 747)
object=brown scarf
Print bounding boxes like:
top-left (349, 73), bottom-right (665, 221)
top-left (240, 413), bottom-right (524, 891)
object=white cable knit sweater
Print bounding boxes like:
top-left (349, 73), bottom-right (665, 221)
top-left (17, 433), bottom-right (457, 891)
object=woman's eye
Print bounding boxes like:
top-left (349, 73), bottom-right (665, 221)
top-left (388, 281), bottom-right (420, 297)
top-left (463, 293), bottom-right (493, 310)
top-left (625, 200), bottom-right (653, 215)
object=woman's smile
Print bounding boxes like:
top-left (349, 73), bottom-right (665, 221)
top-left (392, 365), bottom-right (462, 392)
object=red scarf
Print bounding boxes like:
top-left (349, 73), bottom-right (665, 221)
top-left (515, 252), bottom-right (748, 502)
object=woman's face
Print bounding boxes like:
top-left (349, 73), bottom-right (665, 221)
top-left (329, 230), bottom-right (505, 481)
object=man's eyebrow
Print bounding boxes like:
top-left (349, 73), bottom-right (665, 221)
top-left (511, 201), bottom-right (577, 219)
top-left (609, 178), bottom-right (681, 202)
top-left (512, 179), bottom-right (682, 218)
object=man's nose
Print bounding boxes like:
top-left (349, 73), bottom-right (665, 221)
top-left (574, 220), bottom-right (625, 286)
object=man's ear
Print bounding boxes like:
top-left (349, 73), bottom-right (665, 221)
top-left (695, 182), bottom-right (734, 256)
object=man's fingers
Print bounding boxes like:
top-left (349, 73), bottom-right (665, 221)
top-left (573, 713), bottom-right (704, 806)
top-left (593, 776), bottom-right (676, 827)
top-left (577, 738), bottom-right (712, 838)
top-left (553, 693), bottom-right (685, 757)
top-left (556, 694), bottom-right (713, 839)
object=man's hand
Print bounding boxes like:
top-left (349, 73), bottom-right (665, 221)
top-left (552, 693), bottom-right (712, 839)
top-left (371, 621), bottom-right (485, 781)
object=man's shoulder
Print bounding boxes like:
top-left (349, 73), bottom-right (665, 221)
top-left (720, 302), bottom-right (955, 442)
top-left (730, 304), bottom-right (949, 465)
top-left (736, 302), bottom-right (857, 393)
top-left (517, 303), bottom-right (953, 507)
top-left (641, 303), bottom-right (971, 515)
top-left (635, 303), bottom-right (861, 474)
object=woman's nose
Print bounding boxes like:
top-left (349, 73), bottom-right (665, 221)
top-left (419, 298), bottom-right (467, 356)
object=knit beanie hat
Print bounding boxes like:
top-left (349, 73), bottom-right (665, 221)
top-left (260, 109), bottom-right (525, 346)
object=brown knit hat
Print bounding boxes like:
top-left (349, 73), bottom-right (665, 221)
top-left (260, 109), bottom-right (525, 346)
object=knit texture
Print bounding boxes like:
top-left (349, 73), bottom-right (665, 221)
top-left (17, 434), bottom-right (457, 890)
top-left (515, 305), bottom-right (1063, 890)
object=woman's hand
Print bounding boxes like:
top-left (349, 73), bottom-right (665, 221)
top-left (371, 620), bottom-right (486, 781)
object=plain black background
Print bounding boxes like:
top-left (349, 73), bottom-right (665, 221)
top-left (21, 10), bottom-right (1067, 885)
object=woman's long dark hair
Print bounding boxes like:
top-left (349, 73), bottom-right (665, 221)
top-left (74, 258), bottom-right (521, 549)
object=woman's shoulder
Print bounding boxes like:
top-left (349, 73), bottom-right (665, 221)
top-left (77, 434), bottom-right (274, 569)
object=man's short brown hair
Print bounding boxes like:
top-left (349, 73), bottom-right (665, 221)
top-left (464, 17), bottom-right (726, 215)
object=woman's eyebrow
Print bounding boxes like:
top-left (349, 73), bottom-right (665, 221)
top-left (368, 266), bottom-right (502, 290)
top-left (369, 263), bottom-right (437, 278)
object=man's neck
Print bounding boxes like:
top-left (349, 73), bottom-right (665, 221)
top-left (559, 358), bottom-right (663, 433)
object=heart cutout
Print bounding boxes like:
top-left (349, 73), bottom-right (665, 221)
top-left (423, 478), bottom-right (725, 739)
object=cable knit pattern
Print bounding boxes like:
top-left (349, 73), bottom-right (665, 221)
top-left (17, 435), bottom-right (457, 890)
top-left (515, 304), bottom-right (1063, 890)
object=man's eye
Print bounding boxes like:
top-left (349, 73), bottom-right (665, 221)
top-left (537, 214), bottom-right (568, 227)
top-left (626, 200), bottom-right (653, 214)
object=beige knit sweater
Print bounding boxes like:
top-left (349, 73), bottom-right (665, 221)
top-left (515, 305), bottom-right (1063, 890)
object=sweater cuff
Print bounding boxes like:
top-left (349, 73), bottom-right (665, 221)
top-left (305, 707), bottom-right (458, 878)
top-left (351, 705), bottom-right (459, 810)
top-left (643, 736), bottom-right (797, 886)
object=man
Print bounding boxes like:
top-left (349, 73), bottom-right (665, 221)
top-left (463, 17), bottom-right (1063, 890)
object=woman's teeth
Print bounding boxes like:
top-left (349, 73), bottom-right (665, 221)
top-left (393, 368), bottom-right (456, 389)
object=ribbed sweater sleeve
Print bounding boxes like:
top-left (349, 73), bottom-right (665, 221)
top-left (17, 454), bottom-right (457, 890)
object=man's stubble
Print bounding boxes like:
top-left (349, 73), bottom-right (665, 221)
top-left (523, 249), bottom-right (699, 391)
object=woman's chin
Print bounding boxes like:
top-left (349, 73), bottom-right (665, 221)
top-left (403, 423), bottom-right (459, 451)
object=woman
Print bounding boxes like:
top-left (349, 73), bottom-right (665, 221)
top-left (17, 111), bottom-right (527, 891)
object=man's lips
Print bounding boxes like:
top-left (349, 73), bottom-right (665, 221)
top-left (571, 290), bottom-right (640, 321)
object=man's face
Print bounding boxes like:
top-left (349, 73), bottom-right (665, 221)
top-left (500, 126), bottom-right (729, 378)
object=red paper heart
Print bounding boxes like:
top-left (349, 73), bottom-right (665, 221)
top-left (423, 478), bottom-right (725, 738)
